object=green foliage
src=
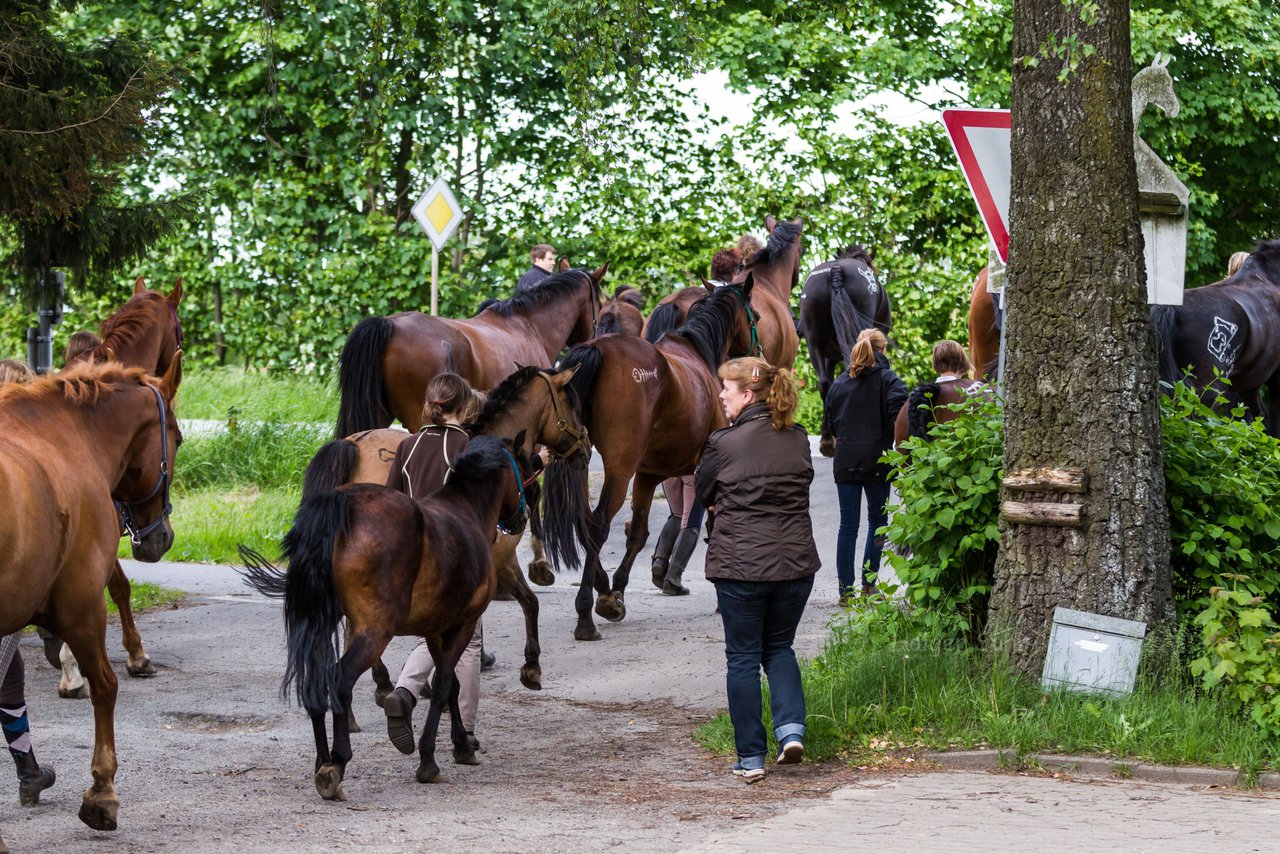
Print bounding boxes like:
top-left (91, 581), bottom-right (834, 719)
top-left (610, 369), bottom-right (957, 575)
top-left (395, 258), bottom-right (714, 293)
top-left (176, 421), bottom-right (324, 494)
top-left (123, 487), bottom-right (299, 564)
top-left (881, 395), bottom-right (1003, 641)
top-left (1191, 577), bottom-right (1280, 736)
top-left (105, 581), bottom-right (184, 616)
top-left (175, 367), bottom-right (337, 424)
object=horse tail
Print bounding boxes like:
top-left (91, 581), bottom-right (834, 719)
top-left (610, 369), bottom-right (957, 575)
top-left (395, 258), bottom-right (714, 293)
top-left (907, 383), bottom-right (941, 441)
top-left (237, 545), bottom-right (288, 599)
top-left (336, 316), bottom-right (394, 438)
top-left (1149, 304), bottom-right (1180, 389)
top-left (279, 490), bottom-right (351, 713)
top-left (540, 460), bottom-right (590, 571)
top-left (302, 438), bottom-right (359, 498)
top-left (829, 263), bottom-right (873, 362)
top-left (644, 301), bottom-right (682, 344)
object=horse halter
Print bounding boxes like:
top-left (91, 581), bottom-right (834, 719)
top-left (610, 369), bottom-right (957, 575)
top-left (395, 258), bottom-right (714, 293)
top-left (115, 383), bottom-right (173, 545)
top-left (537, 370), bottom-right (589, 462)
top-left (496, 448), bottom-right (529, 536)
top-left (728, 286), bottom-right (763, 358)
top-left (169, 300), bottom-right (185, 350)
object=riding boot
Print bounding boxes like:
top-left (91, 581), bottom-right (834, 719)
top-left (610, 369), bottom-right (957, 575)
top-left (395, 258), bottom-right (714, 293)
top-left (383, 687), bottom-right (418, 756)
top-left (650, 515), bottom-right (681, 589)
top-left (662, 528), bottom-right (699, 596)
top-left (13, 750), bottom-right (55, 806)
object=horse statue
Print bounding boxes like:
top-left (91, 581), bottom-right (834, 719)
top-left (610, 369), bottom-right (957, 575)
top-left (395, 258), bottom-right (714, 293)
top-left (1151, 239), bottom-right (1280, 435)
top-left (540, 280), bottom-right (758, 641)
top-left (595, 285), bottom-right (645, 336)
top-left (799, 245), bottom-right (892, 456)
top-left (241, 435), bottom-right (535, 800)
top-left (0, 358), bottom-right (183, 831)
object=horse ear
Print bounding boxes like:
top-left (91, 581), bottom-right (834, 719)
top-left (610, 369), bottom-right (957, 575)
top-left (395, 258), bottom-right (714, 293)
top-left (793, 215), bottom-right (803, 227)
top-left (700, 276), bottom-right (715, 294)
top-left (160, 350), bottom-right (183, 401)
top-left (1153, 52), bottom-right (1165, 67)
top-left (619, 287), bottom-right (644, 308)
top-left (168, 277), bottom-right (183, 306)
top-left (591, 261), bottom-right (609, 283)
top-left (555, 363), bottom-right (581, 383)
top-left (512, 429), bottom-right (528, 454)
top-left (765, 215), bottom-right (778, 234)
top-left (106, 346), bottom-right (117, 362)
top-left (134, 276), bottom-right (147, 294)
top-left (557, 257), bottom-right (571, 272)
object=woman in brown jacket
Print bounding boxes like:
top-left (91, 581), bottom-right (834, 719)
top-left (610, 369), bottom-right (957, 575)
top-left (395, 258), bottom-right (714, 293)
top-left (695, 357), bottom-right (820, 783)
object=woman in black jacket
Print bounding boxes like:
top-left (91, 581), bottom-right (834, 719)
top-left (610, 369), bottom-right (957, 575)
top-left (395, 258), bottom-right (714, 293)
top-left (825, 329), bottom-right (907, 599)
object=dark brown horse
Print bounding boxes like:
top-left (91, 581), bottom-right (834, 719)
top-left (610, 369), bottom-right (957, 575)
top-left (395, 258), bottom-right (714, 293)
top-left (799, 246), bottom-right (892, 456)
top-left (0, 359), bottom-right (183, 831)
top-left (541, 280), bottom-right (756, 640)
top-left (299, 365), bottom-right (589, 693)
top-left (595, 284), bottom-right (645, 336)
top-left (241, 435), bottom-right (534, 799)
top-left (336, 263), bottom-right (606, 436)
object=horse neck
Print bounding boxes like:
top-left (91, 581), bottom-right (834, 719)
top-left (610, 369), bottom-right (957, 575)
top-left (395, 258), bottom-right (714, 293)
top-left (752, 253), bottom-right (800, 302)
top-left (16, 386), bottom-right (151, 489)
top-left (502, 282), bottom-right (593, 361)
top-left (438, 470), bottom-right (511, 531)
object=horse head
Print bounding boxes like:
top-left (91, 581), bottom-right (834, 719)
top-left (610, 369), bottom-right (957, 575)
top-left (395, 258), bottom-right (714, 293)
top-left (1132, 53), bottom-right (1179, 129)
top-left (115, 353), bottom-right (183, 562)
top-left (595, 284), bottom-right (644, 336)
top-left (474, 364), bottom-right (591, 471)
top-left (753, 215), bottom-right (805, 297)
top-left (567, 263), bottom-right (609, 345)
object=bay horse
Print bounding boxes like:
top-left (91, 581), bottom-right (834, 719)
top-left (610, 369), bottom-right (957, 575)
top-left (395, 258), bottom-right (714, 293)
top-left (798, 245), bottom-right (891, 456)
top-left (298, 365), bottom-right (589, 695)
top-left (541, 280), bottom-right (756, 641)
top-left (1151, 238), bottom-right (1280, 436)
top-left (967, 266), bottom-right (1001, 380)
top-left (595, 284), bottom-right (645, 336)
top-left (0, 358), bottom-right (183, 831)
top-left (50, 276), bottom-right (185, 697)
top-left (241, 434), bottom-right (535, 799)
top-left (335, 263), bottom-right (606, 436)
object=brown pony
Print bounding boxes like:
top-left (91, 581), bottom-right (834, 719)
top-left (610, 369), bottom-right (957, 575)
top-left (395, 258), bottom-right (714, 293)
top-left (0, 359), bottom-right (183, 831)
top-left (541, 280), bottom-right (756, 640)
top-left (336, 263), bottom-right (606, 436)
top-left (967, 267), bottom-right (1001, 380)
top-left (298, 365), bottom-right (589, 693)
top-left (241, 434), bottom-right (535, 799)
top-left (595, 284), bottom-right (645, 336)
top-left (49, 276), bottom-right (184, 697)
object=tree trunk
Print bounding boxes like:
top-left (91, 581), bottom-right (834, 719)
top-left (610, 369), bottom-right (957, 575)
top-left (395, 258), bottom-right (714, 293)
top-left (989, 0), bottom-right (1173, 675)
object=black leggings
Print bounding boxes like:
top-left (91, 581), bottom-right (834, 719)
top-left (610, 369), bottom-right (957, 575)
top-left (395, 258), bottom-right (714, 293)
top-left (1, 642), bottom-right (24, 706)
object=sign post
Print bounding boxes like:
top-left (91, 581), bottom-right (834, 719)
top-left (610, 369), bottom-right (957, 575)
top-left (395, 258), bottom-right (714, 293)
top-left (411, 178), bottom-right (464, 316)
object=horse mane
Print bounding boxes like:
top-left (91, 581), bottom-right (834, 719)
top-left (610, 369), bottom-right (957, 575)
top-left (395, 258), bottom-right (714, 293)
top-left (481, 269), bottom-right (596, 317)
top-left (0, 361), bottom-right (151, 406)
top-left (666, 284), bottom-right (743, 368)
top-left (644, 300), bottom-right (688, 344)
top-left (614, 284), bottom-right (644, 308)
top-left (467, 365), bottom-right (547, 433)
top-left (68, 293), bottom-right (167, 366)
top-left (442, 434), bottom-right (516, 486)
top-left (1231, 238), bottom-right (1280, 286)
top-left (837, 244), bottom-right (874, 265)
top-left (747, 220), bottom-right (802, 268)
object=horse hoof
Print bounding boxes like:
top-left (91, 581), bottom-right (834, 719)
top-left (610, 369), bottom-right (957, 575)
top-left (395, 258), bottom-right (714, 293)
top-left (573, 625), bottom-right (603, 641)
top-left (348, 715), bottom-right (362, 734)
top-left (59, 683), bottom-right (90, 700)
top-left (373, 685), bottom-right (390, 709)
top-left (595, 594), bottom-right (625, 623)
top-left (819, 436), bottom-right (835, 458)
top-left (314, 765), bottom-right (346, 801)
top-left (416, 761), bottom-right (443, 784)
top-left (78, 794), bottom-right (119, 832)
top-left (126, 657), bottom-right (157, 677)
top-left (527, 560), bottom-right (555, 586)
top-left (452, 750), bottom-right (481, 766)
top-left (519, 666), bottom-right (543, 691)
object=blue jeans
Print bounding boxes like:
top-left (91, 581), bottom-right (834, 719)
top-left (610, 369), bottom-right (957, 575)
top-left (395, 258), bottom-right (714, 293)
top-left (714, 575), bottom-right (814, 768)
top-left (836, 479), bottom-right (891, 596)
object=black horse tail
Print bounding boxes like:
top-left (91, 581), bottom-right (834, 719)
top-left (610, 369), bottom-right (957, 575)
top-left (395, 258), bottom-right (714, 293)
top-left (1149, 304), bottom-right (1180, 389)
top-left (277, 491), bottom-right (350, 713)
top-left (302, 439), bottom-right (359, 498)
top-left (336, 316), bottom-right (394, 438)
top-left (237, 545), bottom-right (288, 599)
top-left (829, 263), bottom-right (874, 364)
top-left (644, 301), bottom-right (682, 344)
top-left (540, 460), bottom-right (589, 571)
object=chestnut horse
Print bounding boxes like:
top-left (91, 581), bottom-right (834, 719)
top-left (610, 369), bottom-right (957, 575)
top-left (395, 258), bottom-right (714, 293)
top-left (335, 263), bottom-right (605, 436)
top-left (0, 359), bottom-right (183, 831)
top-left (595, 284), bottom-right (645, 336)
top-left (540, 280), bottom-right (756, 641)
top-left (967, 267), bottom-right (1001, 380)
top-left (241, 435), bottom-right (535, 799)
top-left (298, 365), bottom-right (589, 694)
top-left (50, 276), bottom-right (185, 697)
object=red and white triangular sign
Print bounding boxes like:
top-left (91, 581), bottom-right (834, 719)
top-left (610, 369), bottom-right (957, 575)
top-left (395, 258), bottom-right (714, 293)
top-left (942, 109), bottom-right (1011, 262)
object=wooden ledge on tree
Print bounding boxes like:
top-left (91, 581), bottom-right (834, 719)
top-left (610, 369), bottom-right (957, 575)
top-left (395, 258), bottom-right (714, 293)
top-left (1000, 500), bottom-right (1084, 528)
top-left (1003, 468), bottom-right (1086, 494)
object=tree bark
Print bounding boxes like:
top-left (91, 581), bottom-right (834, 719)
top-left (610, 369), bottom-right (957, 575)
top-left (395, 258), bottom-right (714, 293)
top-left (989, 0), bottom-right (1173, 675)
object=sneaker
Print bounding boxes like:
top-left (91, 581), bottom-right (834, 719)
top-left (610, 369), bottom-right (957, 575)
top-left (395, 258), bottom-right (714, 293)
top-left (731, 761), bottom-right (765, 783)
top-left (776, 738), bottom-right (805, 765)
top-left (383, 687), bottom-right (417, 755)
top-left (480, 649), bottom-right (496, 671)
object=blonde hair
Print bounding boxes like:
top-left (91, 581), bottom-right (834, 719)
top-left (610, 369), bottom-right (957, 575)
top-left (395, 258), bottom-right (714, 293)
top-left (848, 328), bottom-right (888, 377)
top-left (1227, 251), bottom-right (1249, 277)
top-left (462, 389), bottom-right (487, 424)
top-left (0, 359), bottom-right (35, 384)
top-left (718, 357), bottom-right (798, 430)
top-left (932, 340), bottom-right (972, 377)
top-left (421, 372), bottom-right (474, 426)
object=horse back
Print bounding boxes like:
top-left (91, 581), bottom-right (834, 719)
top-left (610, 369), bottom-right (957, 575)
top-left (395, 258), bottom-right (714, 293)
top-left (641, 339), bottom-right (725, 473)
top-left (407, 502), bottom-right (496, 632)
top-left (346, 429), bottom-right (406, 485)
top-left (1180, 282), bottom-right (1280, 388)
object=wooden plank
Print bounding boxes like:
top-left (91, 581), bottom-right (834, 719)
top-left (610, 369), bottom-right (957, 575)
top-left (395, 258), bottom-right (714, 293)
top-left (1000, 500), bottom-right (1084, 527)
top-left (1003, 468), bottom-right (1086, 494)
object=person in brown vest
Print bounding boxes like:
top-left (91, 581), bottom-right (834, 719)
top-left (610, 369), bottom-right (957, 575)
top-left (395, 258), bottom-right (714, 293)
top-left (893, 339), bottom-right (988, 447)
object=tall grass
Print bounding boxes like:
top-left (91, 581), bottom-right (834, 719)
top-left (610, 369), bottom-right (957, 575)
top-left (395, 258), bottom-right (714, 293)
top-left (121, 488), bottom-right (299, 564)
top-left (176, 421), bottom-right (325, 494)
top-left (176, 366), bottom-right (338, 424)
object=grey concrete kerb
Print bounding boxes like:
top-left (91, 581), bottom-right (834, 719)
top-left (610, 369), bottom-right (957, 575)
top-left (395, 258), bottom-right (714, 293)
top-left (925, 749), bottom-right (1280, 790)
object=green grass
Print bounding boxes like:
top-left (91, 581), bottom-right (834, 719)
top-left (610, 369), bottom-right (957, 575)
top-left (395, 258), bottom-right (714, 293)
top-left (120, 487), bottom-right (299, 565)
top-left (106, 581), bottom-right (185, 616)
top-left (176, 366), bottom-right (338, 424)
top-left (176, 421), bottom-right (326, 493)
top-left (695, 602), bottom-right (1280, 777)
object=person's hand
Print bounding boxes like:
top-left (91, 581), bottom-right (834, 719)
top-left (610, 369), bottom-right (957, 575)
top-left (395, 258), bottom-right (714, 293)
top-left (537, 447), bottom-right (552, 466)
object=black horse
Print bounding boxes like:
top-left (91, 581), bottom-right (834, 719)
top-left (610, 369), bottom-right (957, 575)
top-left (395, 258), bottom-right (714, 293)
top-left (1151, 238), bottom-right (1280, 436)
top-left (799, 246), bottom-right (892, 456)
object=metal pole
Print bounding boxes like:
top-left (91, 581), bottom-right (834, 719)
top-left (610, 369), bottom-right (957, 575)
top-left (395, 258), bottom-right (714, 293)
top-left (431, 246), bottom-right (439, 316)
top-left (996, 289), bottom-right (1008, 393)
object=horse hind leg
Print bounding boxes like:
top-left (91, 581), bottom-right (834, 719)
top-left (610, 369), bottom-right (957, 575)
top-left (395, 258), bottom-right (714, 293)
top-left (56, 609), bottom-right (120, 831)
top-left (108, 562), bottom-right (155, 677)
top-left (58, 643), bottom-right (90, 699)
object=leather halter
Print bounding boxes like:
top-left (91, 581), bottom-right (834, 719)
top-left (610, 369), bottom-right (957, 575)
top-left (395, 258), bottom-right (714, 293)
top-left (536, 370), bottom-right (589, 461)
top-left (115, 383), bottom-right (173, 545)
top-left (728, 285), bottom-right (763, 358)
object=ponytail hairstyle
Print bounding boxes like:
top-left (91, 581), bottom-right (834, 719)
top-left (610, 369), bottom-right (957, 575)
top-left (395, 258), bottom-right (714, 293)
top-left (848, 328), bottom-right (888, 377)
top-left (718, 356), bottom-right (799, 430)
top-left (461, 389), bottom-right (487, 425)
top-left (931, 339), bottom-right (972, 378)
top-left (421, 372), bottom-right (474, 426)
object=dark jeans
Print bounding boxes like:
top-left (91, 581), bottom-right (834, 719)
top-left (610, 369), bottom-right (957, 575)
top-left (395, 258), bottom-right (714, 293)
top-left (714, 574), bottom-right (814, 767)
top-left (836, 479), bottom-right (891, 596)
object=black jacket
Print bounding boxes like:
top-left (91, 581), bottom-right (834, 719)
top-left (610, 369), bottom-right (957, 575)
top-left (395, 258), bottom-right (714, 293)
top-left (515, 266), bottom-right (550, 295)
top-left (826, 355), bottom-right (907, 483)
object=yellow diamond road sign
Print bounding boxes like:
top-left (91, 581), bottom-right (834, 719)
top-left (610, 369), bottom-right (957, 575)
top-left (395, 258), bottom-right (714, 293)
top-left (412, 178), bottom-right (463, 251)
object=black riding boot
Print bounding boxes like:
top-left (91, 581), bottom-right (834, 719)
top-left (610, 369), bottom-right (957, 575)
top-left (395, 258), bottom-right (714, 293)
top-left (14, 750), bottom-right (55, 806)
top-left (650, 515), bottom-right (681, 589)
top-left (662, 528), bottom-right (699, 596)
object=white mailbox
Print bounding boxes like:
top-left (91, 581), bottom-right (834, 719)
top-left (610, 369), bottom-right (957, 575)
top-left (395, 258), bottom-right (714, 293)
top-left (1041, 607), bottom-right (1147, 697)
